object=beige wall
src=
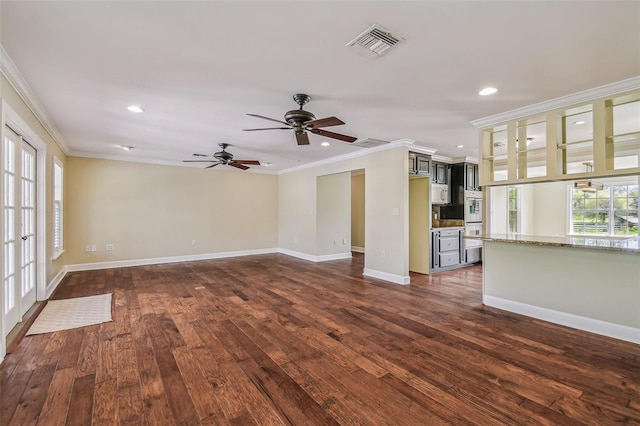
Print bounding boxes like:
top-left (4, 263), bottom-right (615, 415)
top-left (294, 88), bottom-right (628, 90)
top-left (350, 172), bottom-right (365, 249)
top-left (279, 144), bottom-right (409, 281)
top-left (1, 73), bottom-right (68, 285)
top-left (409, 177), bottom-right (430, 274)
top-left (66, 157), bottom-right (278, 264)
top-left (316, 172), bottom-right (351, 256)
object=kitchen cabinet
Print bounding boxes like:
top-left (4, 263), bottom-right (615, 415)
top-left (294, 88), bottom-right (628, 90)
top-left (409, 152), bottom-right (431, 176)
top-left (465, 163), bottom-right (480, 190)
top-left (450, 162), bottom-right (480, 205)
top-left (431, 228), bottom-right (464, 271)
top-left (431, 161), bottom-right (449, 184)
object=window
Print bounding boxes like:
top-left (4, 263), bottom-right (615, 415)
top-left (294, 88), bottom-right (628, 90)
top-left (570, 183), bottom-right (639, 236)
top-left (53, 158), bottom-right (63, 257)
top-left (507, 186), bottom-right (521, 234)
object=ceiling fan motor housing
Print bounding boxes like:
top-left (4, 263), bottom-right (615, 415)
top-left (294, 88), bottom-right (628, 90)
top-left (214, 144), bottom-right (234, 163)
top-left (285, 108), bottom-right (316, 125)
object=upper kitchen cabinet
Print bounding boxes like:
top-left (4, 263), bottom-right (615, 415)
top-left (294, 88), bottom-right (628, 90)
top-left (431, 161), bottom-right (449, 184)
top-left (409, 152), bottom-right (431, 176)
top-left (473, 82), bottom-right (640, 186)
top-left (450, 162), bottom-right (480, 203)
top-left (464, 163), bottom-right (479, 190)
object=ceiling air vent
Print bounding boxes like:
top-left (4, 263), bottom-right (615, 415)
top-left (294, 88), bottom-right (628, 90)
top-left (351, 138), bottom-right (390, 148)
top-left (346, 24), bottom-right (403, 58)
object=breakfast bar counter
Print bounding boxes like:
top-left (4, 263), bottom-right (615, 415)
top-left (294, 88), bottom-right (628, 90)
top-left (467, 234), bottom-right (640, 344)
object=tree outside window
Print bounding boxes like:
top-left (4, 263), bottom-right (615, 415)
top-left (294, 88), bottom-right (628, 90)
top-left (571, 184), bottom-right (638, 236)
top-left (508, 186), bottom-right (520, 234)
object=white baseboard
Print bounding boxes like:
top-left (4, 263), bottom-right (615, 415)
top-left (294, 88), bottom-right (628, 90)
top-left (277, 248), bottom-right (352, 263)
top-left (363, 268), bottom-right (410, 285)
top-left (351, 246), bottom-right (365, 253)
top-left (484, 295), bottom-right (640, 345)
top-left (66, 248), bottom-right (279, 272)
top-left (45, 267), bottom-right (68, 298)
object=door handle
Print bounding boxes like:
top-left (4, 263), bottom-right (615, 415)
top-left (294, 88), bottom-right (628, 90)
top-left (21, 236), bottom-right (28, 240)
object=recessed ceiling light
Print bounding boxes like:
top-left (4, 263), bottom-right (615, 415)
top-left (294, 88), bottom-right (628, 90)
top-left (456, 144), bottom-right (464, 148)
top-left (321, 141), bottom-right (331, 147)
top-left (120, 145), bottom-right (134, 151)
top-left (479, 87), bottom-right (498, 96)
top-left (127, 105), bottom-right (144, 113)
top-left (573, 120), bottom-right (586, 125)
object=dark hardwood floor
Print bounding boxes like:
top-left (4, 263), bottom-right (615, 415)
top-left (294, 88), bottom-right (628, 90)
top-left (1, 253), bottom-right (639, 425)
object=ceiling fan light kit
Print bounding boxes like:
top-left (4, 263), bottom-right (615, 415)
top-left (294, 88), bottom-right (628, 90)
top-left (243, 94), bottom-right (357, 146)
top-left (575, 180), bottom-right (603, 192)
top-left (575, 162), bottom-right (604, 192)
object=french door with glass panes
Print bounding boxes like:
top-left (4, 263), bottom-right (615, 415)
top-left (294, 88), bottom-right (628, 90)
top-left (2, 126), bottom-right (37, 337)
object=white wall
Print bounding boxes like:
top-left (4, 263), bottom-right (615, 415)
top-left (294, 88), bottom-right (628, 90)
top-left (487, 186), bottom-right (508, 234)
top-left (532, 181), bottom-right (569, 236)
top-left (488, 181), bottom-right (568, 236)
top-left (279, 142), bottom-right (410, 283)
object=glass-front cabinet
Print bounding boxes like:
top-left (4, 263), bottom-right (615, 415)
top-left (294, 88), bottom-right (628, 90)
top-left (477, 88), bottom-right (640, 186)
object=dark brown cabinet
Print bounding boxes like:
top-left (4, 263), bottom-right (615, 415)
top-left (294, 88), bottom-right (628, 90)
top-left (431, 161), bottom-right (449, 184)
top-left (409, 152), bottom-right (431, 176)
top-left (449, 162), bottom-right (480, 205)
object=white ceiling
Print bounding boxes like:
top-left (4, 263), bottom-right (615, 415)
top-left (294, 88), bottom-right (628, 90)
top-left (1, 1), bottom-right (639, 172)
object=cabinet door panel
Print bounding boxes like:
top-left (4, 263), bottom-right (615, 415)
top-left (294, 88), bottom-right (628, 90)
top-left (439, 236), bottom-right (459, 252)
top-left (439, 252), bottom-right (460, 267)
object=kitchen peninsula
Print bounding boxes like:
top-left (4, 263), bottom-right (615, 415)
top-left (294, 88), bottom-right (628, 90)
top-left (467, 233), bottom-right (640, 343)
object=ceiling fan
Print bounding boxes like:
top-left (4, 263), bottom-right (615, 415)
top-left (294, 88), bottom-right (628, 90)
top-left (243, 94), bottom-right (357, 146)
top-left (182, 143), bottom-right (260, 170)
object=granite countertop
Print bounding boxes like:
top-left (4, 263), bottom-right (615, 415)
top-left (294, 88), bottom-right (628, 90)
top-left (465, 233), bottom-right (640, 253)
top-left (432, 219), bottom-right (464, 228)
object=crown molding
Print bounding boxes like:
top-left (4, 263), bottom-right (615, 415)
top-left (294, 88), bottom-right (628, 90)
top-left (470, 76), bottom-right (640, 129)
top-left (68, 151), bottom-right (279, 174)
top-left (0, 44), bottom-right (71, 154)
top-left (278, 138), bottom-right (422, 175)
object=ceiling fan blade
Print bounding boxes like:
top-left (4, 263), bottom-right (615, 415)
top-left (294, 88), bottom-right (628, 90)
top-left (229, 162), bottom-right (250, 170)
top-left (295, 131), bottom-right (310, 145)
top-left (305, 116), bottom-right (345, 129)
top-left (205, 162), bottom-right (222, 169)
top-left (183, 160), bottom-right (216, 163)
top-left (247, 113), bottom-right (290, 126)
top-left (242, 127), bottom-right (291, 131)
top-left (310, 128), bottom-right (357, 143)
top-left (192, 153), bottom-right (210, 157)
top-left (234, 160), bottom-right (261, 165)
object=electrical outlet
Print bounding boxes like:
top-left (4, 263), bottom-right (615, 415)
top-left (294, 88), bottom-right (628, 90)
top-left (334, 239), bottom-right (337, 245)
top-left (85, 245), bottom-right (92, 252)
top-left (91, 245), bottom-right (97, 252)
top-left (294, 237), bottom-right (298, 244)
top-left (106, 244), bottom-right (114, 251)
top-left (342, 238), bottom-right (347, 245)
top-left (192, 240), bottom-right (196, 246)
top-left (381, 250), bottom-right (386, 258)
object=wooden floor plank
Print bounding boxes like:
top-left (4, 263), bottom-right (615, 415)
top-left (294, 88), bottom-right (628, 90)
top-left (66, 373), bottom-right (95, 426)
top-left (37, 367), bottom-right (75, 425)
top-left (1, 253), bottom-right (638, 424)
